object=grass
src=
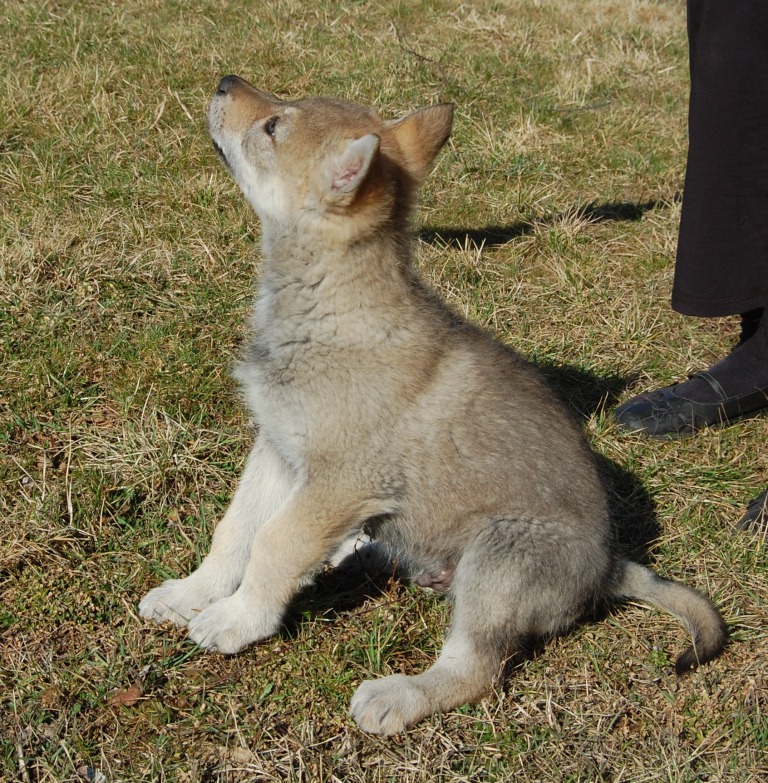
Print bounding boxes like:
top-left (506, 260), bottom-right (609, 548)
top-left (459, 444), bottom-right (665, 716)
top-left (1, 0), bottom-right (766, 780)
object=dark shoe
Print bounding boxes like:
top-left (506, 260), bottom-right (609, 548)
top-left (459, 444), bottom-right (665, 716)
top-left (737, 488), bottom-right (768, 531)
top-left (614, 372), bottom-right (768, 437)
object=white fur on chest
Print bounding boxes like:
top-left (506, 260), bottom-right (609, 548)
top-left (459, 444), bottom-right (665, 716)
top-left (236, 272), bottom-right (387, 470)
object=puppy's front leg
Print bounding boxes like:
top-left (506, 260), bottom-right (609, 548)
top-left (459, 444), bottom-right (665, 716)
top-left (139, 435), bottom-right (295, 626)
top-left (187, 483), bottom-right (387, 653)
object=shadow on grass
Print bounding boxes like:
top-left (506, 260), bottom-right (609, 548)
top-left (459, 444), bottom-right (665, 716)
top-left (419, 198), bottom-right (668, 249)
top-left (283, 555), bottom-right (403, 638)
top-left (533, 359), bottom-right (659, 562)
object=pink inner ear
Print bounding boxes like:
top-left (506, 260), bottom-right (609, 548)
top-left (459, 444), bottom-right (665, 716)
top-left (330, 134), bottom-right (379, 194)
top-left (334, 158), bottom-right (363, 190)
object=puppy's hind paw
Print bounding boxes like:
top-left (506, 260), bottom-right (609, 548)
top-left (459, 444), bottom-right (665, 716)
top-left (350, 675), bottom-right (431, 735)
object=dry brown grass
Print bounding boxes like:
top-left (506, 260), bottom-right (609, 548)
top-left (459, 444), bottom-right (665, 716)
top-left (2, 1), bottom-right (766, 781)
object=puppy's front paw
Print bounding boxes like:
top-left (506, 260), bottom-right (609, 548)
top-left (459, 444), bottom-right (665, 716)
top-left (350, 675), bottom-right (430, 735)
top-left (187, 593), bottom-right (281, 654)
top-left (139, 578), bottom-right (214, 627)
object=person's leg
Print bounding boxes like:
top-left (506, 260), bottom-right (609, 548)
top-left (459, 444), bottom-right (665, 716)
top-left (614, 1), bottom-right (768, 438)
top-left (673, 0), bottom-right (768, 316)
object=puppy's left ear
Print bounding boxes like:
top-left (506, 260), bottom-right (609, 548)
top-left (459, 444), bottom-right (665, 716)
top-left (387, 104), bottom-right (453, 181)
top-left (328, 133), bottom-right (381, 196)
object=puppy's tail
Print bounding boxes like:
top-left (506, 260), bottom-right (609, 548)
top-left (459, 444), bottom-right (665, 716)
top-left (610, 559), bottom-right (727, 674)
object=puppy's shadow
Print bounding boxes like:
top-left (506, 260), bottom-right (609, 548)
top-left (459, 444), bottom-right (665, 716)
top-left (283, 551), bottom-right (402, 638)
top-left (532, 359), bottom-right (659, 562)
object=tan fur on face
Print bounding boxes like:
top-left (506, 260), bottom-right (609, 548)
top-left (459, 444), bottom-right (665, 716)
top-left (207, 75), bottom-right (452, 241)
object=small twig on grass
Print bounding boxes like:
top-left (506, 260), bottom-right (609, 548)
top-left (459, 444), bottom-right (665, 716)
top-left (170, 89), bottom-right (194, 122)
top-left (392, 23), bottom-right (453, 87)
top-left (15, 734), bottom-right (31, 783)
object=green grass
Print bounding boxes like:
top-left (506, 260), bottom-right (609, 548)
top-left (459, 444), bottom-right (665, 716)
top-left (2, 1), bottom-right (767, 781)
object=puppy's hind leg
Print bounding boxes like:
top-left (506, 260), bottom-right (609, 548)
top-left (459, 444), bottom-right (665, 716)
top-left (350, 536), bottom-right (520, 735)
top-left (139, 434), bottom-right (295, 626)
top-left (349, 515), bottom-right (601, 735)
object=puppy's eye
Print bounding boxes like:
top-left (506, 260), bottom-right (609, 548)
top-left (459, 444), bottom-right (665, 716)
top-left (264, 116), bottom-right (279, 137)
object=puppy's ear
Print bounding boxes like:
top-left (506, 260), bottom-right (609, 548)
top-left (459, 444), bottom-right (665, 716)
top-left (386, 104), bottom-right (453, 181)
top-left (328, 133), bottom-right (381, 196)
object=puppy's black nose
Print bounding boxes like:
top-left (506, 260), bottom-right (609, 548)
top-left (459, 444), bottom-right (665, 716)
top-left (217, 75), bottom-right (239, 95)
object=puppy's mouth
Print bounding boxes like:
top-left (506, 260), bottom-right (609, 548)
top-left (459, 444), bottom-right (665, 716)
top-left (211, 138), bottom-right (231, 170)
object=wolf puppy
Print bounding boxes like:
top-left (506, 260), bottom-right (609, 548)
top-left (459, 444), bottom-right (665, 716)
top-left (140, 76), bottom-right (726, 735)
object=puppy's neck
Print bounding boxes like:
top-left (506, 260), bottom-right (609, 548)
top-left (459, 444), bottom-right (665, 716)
top-left (259, 218), bottom-right (411, 304)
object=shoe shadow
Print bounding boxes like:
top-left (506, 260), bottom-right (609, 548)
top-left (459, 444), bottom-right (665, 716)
top-left (419, 199), bottom-right (665, 249)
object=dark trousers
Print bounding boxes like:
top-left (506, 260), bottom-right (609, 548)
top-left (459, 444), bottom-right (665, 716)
top-left (672, 0), bottom-right (768, 316)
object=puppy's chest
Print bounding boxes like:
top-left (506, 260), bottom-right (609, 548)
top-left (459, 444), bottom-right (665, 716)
top-left (241, 280), bottom-right (406, 448)
top-left (236, 337), bottom-right (315, 469)
top-left (249, 281), bottom-right (389, 388)
top-left (245, 338), bottom-right (328, 404)
top-left (242, 297), bottom-right (353, 422)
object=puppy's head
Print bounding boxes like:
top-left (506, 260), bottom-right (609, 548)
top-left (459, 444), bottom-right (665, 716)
top-left (207, 75), bottom-right (453, 236)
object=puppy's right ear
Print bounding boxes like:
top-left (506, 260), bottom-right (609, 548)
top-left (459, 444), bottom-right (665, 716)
top-left (327, 133), bottom-right (381, 197)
